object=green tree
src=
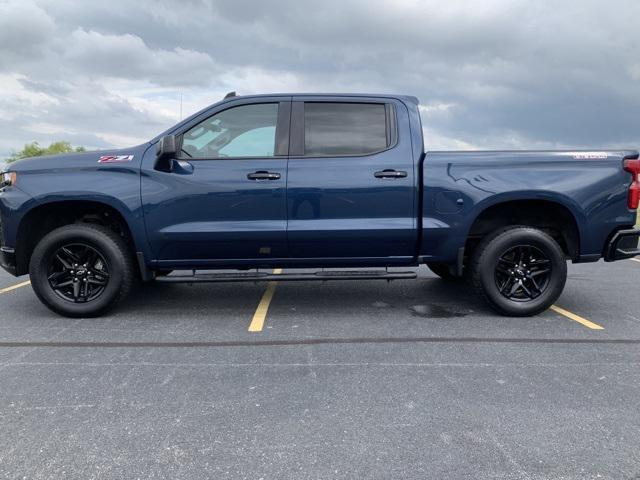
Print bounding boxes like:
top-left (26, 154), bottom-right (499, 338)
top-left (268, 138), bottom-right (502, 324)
top-left (6, 141), bottom-right (86, 163)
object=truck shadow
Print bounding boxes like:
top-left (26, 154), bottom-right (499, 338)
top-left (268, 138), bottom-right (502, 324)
top-left (122, 275), bottom-right (492, 319)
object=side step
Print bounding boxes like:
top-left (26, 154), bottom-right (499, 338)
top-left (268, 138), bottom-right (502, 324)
top-left (155, 269), bottom-right (417, 284)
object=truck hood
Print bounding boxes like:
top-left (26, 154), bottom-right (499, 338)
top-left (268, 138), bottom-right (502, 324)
top-left (5, 144), bottom-right (150, 172)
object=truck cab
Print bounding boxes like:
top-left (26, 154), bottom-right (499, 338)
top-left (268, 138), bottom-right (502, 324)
top-left (141, 94), bottom-right (420, 268)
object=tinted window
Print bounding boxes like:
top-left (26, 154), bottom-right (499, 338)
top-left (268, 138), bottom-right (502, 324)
top-left (304, 103), bottom-right (388, 156)
top-left (181, 103), bottom-right (278, 158)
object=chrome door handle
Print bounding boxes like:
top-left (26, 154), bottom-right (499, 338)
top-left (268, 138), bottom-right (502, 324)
top-left (247, 171), bottom-right (281, 180)
top-left (374, 169), bottom-right (407, 179)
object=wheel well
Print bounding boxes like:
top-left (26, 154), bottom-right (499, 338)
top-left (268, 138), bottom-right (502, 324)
top-left (465, 200), bottom-right (580, 261)
top-left (15, 201), bottom-right (134, 275)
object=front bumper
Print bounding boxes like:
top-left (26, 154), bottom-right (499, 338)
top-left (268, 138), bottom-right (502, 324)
top-left (604, 228), bottom-right (640, 261)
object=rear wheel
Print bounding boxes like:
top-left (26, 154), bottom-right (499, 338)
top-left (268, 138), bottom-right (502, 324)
top-left (470, 226), bottom-right (567, 316)
top-left (426, 262), bottom-right (460, 281)
top-left (29, 224), bottom-right (134, 318)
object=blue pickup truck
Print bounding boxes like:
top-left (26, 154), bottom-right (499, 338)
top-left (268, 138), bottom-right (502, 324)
top-left (1, 92), bottom-right (638, 318)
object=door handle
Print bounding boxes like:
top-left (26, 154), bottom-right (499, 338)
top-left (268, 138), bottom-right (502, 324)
top-left (374, 169), bottom-right (407, 179)
top-left (247, 171), bottom-right (281, 180)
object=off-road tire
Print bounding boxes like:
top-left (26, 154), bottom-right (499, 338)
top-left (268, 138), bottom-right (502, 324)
top-left (470, 226), bottom-right (567, 316)
top-left (29, 224), bottom-right (134, 318)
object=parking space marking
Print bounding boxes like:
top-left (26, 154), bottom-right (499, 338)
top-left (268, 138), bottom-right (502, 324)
top-left (550, 305), bottom-right (604, 330)
top-left (248, 268), bottom-right (282, 332)
top-left (0, 280), bottom-right (31, 293)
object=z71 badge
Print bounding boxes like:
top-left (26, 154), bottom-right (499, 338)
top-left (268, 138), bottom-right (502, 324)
top-left (98, 155), bottom-right (134, 163)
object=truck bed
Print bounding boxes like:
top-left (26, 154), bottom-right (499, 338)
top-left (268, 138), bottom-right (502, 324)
top-left (420, 149), bottom-right (639, 265)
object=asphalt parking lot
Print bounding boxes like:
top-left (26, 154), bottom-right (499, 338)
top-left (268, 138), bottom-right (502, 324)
top-left (0, 261), bottom-right (639, 479)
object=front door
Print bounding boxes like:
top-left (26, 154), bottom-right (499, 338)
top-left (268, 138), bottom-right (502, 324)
top-left (286, 97), bottom-right (417, 260)
top-left (141, 99), bottom-right (290, 264)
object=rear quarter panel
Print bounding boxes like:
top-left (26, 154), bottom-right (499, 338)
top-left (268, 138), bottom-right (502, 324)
top-left (421, 151), bottom-right (638, 263)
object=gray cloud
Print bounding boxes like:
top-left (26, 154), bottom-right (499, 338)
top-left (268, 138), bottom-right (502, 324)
top-left (64, 29), bottom-right (219, 87)
top-left (1, 0), bottom-right (639, 158)
top-left (0, 1), bottom-right (56, 68)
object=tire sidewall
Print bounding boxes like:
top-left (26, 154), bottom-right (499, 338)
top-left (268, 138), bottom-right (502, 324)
top-left (477, 228), bottom-right (567, 316)
top-left (29, 226), bottom-right (127, 317)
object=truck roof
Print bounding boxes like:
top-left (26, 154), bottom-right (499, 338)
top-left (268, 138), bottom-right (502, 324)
top-left (218, 92), bottom-right (420, 104)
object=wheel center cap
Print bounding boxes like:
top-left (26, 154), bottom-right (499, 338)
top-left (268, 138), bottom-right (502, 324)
top-left (76, 268), bottom-right (86, 276)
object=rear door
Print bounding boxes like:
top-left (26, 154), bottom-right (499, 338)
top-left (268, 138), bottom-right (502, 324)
top-left (140, 98), bottom-right (291, 264)
top-left (286, 97), bottom-right (416, 260)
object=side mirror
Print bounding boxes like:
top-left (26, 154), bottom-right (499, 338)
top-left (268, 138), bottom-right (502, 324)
top-left (155, 135), bottom-right (177, 172)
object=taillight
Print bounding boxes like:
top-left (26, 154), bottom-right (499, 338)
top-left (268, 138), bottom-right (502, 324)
top-left (624, 158), bottom-right (640, 209)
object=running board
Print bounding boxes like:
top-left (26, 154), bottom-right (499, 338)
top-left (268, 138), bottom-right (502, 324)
top-left (155, 270), bottom-right (417, 283)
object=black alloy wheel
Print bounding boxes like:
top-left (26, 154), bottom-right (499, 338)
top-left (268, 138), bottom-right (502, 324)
top-left (29, 224), bottom-right (134, 317)
top-left (470, 226), bottom-right (567, 317)
top-left (494, 245), bottom-right (551, 302)
top-left (47, 243), bottom-right (110, 303)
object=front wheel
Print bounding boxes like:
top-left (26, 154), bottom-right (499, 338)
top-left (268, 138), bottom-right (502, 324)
top-left (470, 227), bottom-right (567, 317)
top-left (29, 224), bottom-right (134, 318)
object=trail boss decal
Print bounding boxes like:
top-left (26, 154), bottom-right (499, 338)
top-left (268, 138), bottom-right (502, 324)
top-left (98, 155), bottom-right (134, 163)
top-left (572, 152), bottom-right (608, 159)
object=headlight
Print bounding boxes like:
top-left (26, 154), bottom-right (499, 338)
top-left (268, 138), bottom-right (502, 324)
top-left (0, 172), bottom-right (16, 188)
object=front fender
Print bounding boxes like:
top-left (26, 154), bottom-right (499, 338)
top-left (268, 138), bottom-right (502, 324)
top-left (4, 159), bottom-right (151, 267)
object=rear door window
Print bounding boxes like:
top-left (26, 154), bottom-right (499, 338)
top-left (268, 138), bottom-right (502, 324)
top-left (303, 102), bottom-right (391, 156)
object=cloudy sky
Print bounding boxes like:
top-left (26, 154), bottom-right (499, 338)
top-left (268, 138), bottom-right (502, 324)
top-left (0, 0), bottom-right (639, 158)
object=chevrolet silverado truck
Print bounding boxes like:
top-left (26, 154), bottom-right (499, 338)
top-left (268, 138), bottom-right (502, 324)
top-left (1, 92), bottom-right (638, 318)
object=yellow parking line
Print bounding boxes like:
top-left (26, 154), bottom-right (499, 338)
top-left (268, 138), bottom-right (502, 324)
top-left (549, 305), bottom-right (604, 330)
top-left (0, 280), bottom-right (31, 293)
top-left (630, 258), bottom-right (640, 263)
top-left (248, 269), bottom-right (282, 332)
